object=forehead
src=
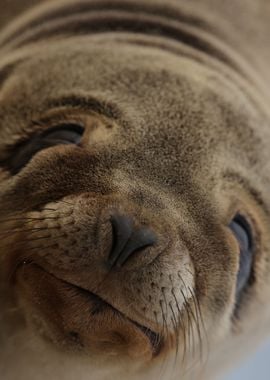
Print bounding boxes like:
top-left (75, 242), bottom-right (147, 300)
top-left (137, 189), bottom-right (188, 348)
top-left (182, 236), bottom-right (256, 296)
top-left (0, 41), bottom-right (254, 125)
top-left (0, 37), bottom-right (243, 115)
top-left (0, 38), bottom-right (267, 193)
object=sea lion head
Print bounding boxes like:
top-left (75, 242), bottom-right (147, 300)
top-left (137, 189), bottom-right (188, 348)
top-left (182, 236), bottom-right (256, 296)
top-left (1, 1), bottom-right (270, 379)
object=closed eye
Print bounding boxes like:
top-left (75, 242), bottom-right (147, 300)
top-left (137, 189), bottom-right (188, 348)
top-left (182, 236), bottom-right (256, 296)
top-left (3, 123), bottom-right (85, 175)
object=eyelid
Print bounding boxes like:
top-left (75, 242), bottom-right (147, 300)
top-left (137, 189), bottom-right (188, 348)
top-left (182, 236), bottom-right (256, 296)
top-left (2, 121), bottom-right (85, 175)
top-left (40, 123), bottom-right (85, 144)
top-left (27, 108), bottom-right (113, 146)
top-left (41, 122), bottom-right (85, 136)
top-left (31, 112), bottom-right (88, 134)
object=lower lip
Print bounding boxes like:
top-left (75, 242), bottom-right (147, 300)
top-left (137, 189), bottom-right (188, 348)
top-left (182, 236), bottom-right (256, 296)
top-left (16, 262), bottom-right (163, 357)
top-left (73, 283), bottom-right (163, 355)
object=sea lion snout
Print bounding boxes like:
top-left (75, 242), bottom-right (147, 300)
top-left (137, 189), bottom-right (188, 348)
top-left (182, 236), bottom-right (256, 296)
top-left (2, 194), bottom-right (195, 359)
top-left (107, 213), bottom-right (157, 269)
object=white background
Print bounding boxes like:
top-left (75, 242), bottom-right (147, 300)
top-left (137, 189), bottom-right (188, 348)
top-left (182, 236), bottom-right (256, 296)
top-left (224, 340), bottom-right (270, 380)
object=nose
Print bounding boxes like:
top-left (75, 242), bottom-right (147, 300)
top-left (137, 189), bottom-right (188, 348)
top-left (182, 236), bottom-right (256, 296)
top-left (107, 214), bottom-right (157, 269)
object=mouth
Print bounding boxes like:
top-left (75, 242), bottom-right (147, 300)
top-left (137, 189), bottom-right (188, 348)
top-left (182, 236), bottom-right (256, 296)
top-left (16, 262), bottom-right (163, 358)
top-left (65, 279), bottom-right (163, 356)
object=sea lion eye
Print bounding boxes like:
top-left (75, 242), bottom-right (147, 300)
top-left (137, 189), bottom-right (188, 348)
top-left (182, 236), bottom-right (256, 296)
top-left (229, 214), bottom-right (254, 302)
top-left (5, 123), bottom-right (84, 175)
top-left (40, 123), bottom-right (84, 144)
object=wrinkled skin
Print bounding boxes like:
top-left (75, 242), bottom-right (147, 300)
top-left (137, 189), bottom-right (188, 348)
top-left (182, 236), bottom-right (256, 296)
top-left (0, 1), bottom-right (270, 379)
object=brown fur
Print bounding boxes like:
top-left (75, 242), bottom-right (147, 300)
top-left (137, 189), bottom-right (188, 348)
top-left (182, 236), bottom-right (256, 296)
top-left (0, 1), bottom-right (270, 379)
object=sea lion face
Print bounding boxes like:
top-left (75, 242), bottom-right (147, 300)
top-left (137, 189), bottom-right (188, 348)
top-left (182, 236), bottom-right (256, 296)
top-left (1, 32), bottom-right (270, 379)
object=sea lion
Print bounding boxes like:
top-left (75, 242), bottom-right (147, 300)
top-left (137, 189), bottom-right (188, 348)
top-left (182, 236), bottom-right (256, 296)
top-left (0, 1), bottom-right (270, 379)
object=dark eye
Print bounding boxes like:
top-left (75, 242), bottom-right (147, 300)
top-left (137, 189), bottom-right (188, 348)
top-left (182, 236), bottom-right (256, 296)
top-left (41, 123), bottom-right (84, 144)
top-left (229, 213), bottom-right (254, 304)
top-left (4, 123), bottom-right (84, 175)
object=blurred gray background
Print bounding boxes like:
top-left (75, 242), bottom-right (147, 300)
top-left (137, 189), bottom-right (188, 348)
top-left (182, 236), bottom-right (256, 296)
top-left (223, 339), bottom-right (270, 380)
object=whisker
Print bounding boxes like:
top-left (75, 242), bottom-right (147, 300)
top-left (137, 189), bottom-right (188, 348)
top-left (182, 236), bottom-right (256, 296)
top-left (157, 299), bottom-right (170, 380)
top-left (177, 276), bottom-right (208, 377)
top-left (0, 233), bottom-right (67, 250)
top-left (55, 199), bottom-right (74, 207)
top-left (189, 287), bottom-right (204, 364)
top-left (171, 287), bottom-right (187, 365)
top-left (184, 266), bottom-right (194, 276)
top-left (169, 301), bottom-right (180, 369)
top-left (177, 272), bottom-right (193, 359)
top-left (181, 288), bottom-right (197, 360)
top-left (159, 299), bottom-right (168, 341)
top-left (39, 207), bottom-right (60, 212)
top-left (161, 287), bottom-right (169, 317)
top-left (0, 202), bottom-right (73, 220)
top-left (153, 310), bottom-right (162, 349)
top-left (0, 220), bottom-right (76, 239)
top-left (0, 215), bottom-right (62, 224)
top-left (161, 285), bottom-right (178, 380)
top-left (168, 275), bottom-right (180, 367)
top-left (177, 271), bottom-right (200, 359)
top-left (0, 226), bottom-right (59, 238)
top-left (0, 206), bottom-right (58, 214)
top-left (190, 287), bottom-right (209, 367)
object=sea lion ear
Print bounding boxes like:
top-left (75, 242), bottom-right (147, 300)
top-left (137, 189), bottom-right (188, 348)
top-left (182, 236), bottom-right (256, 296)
top-left (3, 123), bottom-right (85, 175)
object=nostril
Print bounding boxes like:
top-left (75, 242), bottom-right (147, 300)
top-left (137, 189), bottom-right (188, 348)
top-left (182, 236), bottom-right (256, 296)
top-left (115, 228), bottom-right (157, 267)
top-left (107, 214), bottom-right (157, 269)
top-left (108, 214), bottom-right (134, 268)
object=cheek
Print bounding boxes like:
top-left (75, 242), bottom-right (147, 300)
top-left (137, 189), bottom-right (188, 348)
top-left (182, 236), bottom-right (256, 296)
top-left (193, 227), bottom-right (240, 326)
